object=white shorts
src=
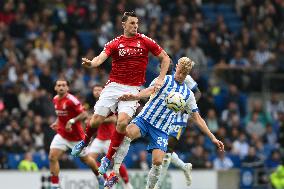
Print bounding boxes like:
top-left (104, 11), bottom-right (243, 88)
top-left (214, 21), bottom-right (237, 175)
top-left (87, 138), bottom-right (111, 154)
top-left (50, 134), bottom-right (87, 157)
top-left (94, 82), bottom-right (140, 117)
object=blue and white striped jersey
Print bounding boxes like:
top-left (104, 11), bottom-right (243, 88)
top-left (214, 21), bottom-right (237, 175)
top-left (138, 75), bottom-right (198, 134)
top-left (173, 75), bottom-right (198, 126)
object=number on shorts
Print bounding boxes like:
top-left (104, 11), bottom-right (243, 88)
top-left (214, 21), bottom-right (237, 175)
top-left (157, 137), bottom-right (168, 147)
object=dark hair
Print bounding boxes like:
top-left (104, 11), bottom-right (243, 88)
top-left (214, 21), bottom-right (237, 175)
top-left (56, 77), bottom-right (70, 86)
top-left (122, 11), bottom-right (137, 22)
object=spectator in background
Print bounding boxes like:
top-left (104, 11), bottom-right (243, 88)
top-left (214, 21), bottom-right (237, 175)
top-left (246, 112), bottom-right (265, 138)
top-left (188, 145), bottom-right (212, 169)
top-left (18, 152), bottom-right (39, 171)
top-left (242, 146), bottom-right (263, 168)
top-left (254, 40), bottom-right (273, 67)
top-left (229, 50), bottom-right (249, 68)
top-left (232, 132), bottom-right (249, 159)
top-left (266, 150), bottom-right (281, 168)
top-left (213, 151), bottom-right (233, 170)
top-left (248, 100), bottom-right (271, 123)
top-left (185, 36), bottom-right (207, 70)
top-left (266, 93), bottom-right (284, 121)
top-left (205, 108), bottom-right (219, 134)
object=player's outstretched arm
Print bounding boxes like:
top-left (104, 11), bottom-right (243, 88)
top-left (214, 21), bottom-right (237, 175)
top-left (119, 86), bottom-right (155, 101)
top-left (66, 111), bottom-right (88, 131)
top-left (82, 51), bottom-right (108, 68)
top-left (155, 50), bottom-right (170, 91)
top-left (190, 112), bottom-right (225, 152)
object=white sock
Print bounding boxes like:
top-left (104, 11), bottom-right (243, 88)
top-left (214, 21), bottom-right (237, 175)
top-left (155, 153), bottom-right (172, 189)
top-left (146, 164), bottom-right (162, 189)
top-left (171, 152), bottom-right (186, 171)
top-left (113, 137), bottom-right (131, 173)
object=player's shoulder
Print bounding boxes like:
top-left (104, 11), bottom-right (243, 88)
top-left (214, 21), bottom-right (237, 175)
top-left (66, 93), bottom-right (81, 105)
top-left (106, 35), bottom-right (123, 45)
top-left (139, 33), bottom-right (155, 42)
top-left (53, 95), bottom-right (59, 101)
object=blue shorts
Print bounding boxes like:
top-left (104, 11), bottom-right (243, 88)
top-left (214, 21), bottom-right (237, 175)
top-left (169, 123), bottom-right (186, 140)
top-left (131, 116), bottom-right (168, 152)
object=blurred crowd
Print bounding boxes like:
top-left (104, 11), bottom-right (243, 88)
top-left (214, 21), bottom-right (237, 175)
top-left (0, 0), bottom-right (284, 173)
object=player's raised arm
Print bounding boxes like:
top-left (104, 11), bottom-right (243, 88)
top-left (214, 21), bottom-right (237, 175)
top-left (189, 111), bottom-right (225, 152)
top-left (82, 51), bottom-right (109, 68)
top-left (119, 86), bottom-right (155, 101)
top-left (155, 50), bottom-right (170, 91)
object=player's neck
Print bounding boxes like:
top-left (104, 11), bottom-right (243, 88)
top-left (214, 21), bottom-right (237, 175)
top-left (123, 32), bottom-right (136, 38)
top-left (58, 93), bottom-right (68, 99)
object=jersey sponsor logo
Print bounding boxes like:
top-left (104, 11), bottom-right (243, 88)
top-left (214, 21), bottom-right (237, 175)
top-left (118, 47), bottom-right (144, 57)
top-left (55, 110), bottom-right (68, 116)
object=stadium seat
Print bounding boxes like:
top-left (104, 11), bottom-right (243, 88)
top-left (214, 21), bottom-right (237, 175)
top-left (7, 153), bottom-right (24, 169)
top-left (228, 154), bottom-right (241, 168)
top-left (216, 4), bottom-right (233, 13)
top-left (33, 153), bottom-right (49, 169)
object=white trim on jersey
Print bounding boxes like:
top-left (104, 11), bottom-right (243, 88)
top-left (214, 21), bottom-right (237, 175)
top-left (138, 75), bottom-right (198, 134)
top-left (67, 94), bottom-right (80, 105)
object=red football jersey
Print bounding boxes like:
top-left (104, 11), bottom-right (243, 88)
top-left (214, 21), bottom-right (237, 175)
top-left (96, 122), bottom-right (115, 140)
top-left (53, 93), bottom-right (85, 141)
top-left (103, 33), bottom-right (163, 86)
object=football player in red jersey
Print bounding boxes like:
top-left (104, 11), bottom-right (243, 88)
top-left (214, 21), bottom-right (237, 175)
top-left (49, 78), bottom-right (104, 189)
top-left (71, 11), bottom-right (170, 178)
top-left (87, 85), bottom-right (133, 189)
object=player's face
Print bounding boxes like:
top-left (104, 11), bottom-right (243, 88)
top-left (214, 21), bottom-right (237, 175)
top-left (174, 63), bottom-right (189, 84)
top-left (122, 16), bottom-right (138, 37)
top-left (93, 86), bottom-right (103, 98)
top-left (55, 81), bottom-right (69, 96)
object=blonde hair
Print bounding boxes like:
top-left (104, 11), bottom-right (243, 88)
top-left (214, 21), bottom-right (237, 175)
top-left (178, 57), bottom-right (195, 73)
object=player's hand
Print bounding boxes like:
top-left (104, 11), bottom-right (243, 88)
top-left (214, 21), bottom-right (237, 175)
top-left (65, 121), bottom-right (73, 132)
top-left (82, 57), bottom-right (93, 67)
top-left (154, 78), bottom-right (164, 92)
top-left (50, 123), bottom-right (58, 131)
top-left (212, 138), bottom-right (225, 152)
top-left (119, 94), bottom-right (138, 101)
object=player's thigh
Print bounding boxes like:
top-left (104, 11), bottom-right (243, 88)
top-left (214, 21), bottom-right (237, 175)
top-left (93, 106), bottom-right (112, 118)
top-left (49, 148), bottom-right (65, 161)
top-left (126, 123), bottom-right (142, 140)
top-left (152, 149), bottom-right (165, 166)
top-left (117, 100), bottom-right (139, 118)
top-left (116, 112), bottom-right (132, 132)
top-left (90, 111), bottom-right (107, 128)
top-left (49, 135), bottom-right (68, 160)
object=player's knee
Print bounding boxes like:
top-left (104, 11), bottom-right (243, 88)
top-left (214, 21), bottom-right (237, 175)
top-left (152, 157), bottom-right (163, 166)
top-left (48, 154), bottom-right (58, 162)
top-left (116, 119), bottom-right (129, 132)
top-left (90, 115), bottom-right (105, 128)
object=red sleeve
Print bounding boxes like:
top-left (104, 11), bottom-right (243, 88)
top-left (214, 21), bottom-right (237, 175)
top-left (143, 35), bottom-right (163, 56)
top-left (103, 38), bottom-right (117, 56)
top-left (69, 101), bottom-right (84, 114)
